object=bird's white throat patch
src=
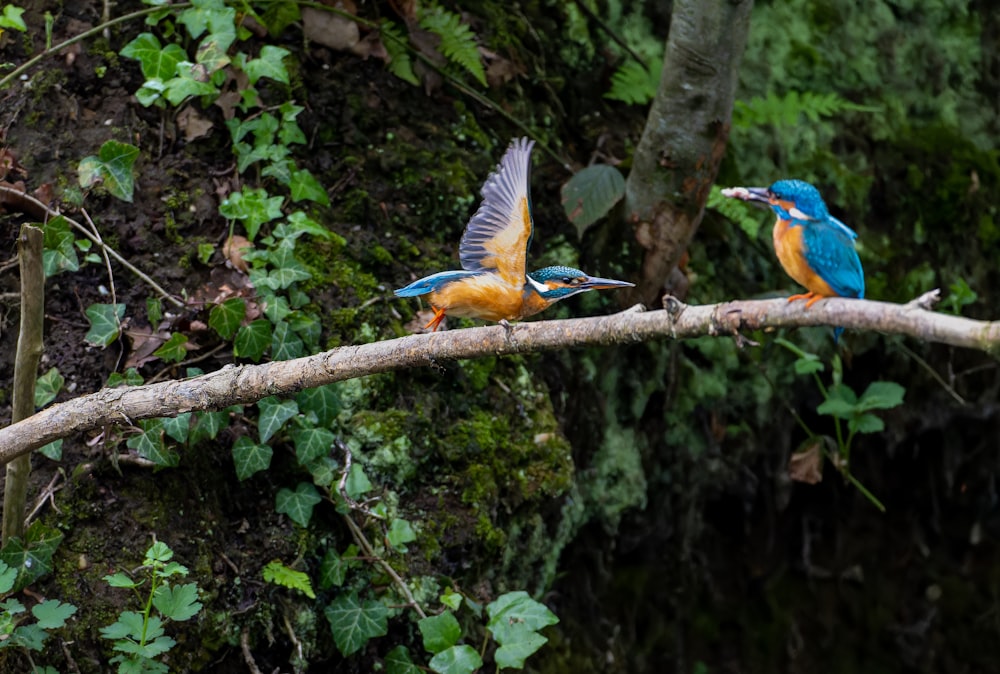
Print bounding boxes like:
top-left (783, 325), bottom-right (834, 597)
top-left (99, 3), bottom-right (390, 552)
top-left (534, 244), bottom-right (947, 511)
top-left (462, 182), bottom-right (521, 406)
top-left (526, 276), bottom-right (548, 294)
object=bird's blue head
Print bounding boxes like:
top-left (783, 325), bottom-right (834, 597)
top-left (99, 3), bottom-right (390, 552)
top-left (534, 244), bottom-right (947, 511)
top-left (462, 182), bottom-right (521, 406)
top-left (726, 178), bottom-right (857, 238)
top-left (526, 265), bottom-right (633, 303)
top-left (765, 179), bottom-right (830, 220)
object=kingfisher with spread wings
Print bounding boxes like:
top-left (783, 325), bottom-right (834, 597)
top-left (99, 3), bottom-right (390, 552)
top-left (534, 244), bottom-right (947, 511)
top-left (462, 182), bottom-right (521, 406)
top-left (395, 137), bottom-right (633, 331)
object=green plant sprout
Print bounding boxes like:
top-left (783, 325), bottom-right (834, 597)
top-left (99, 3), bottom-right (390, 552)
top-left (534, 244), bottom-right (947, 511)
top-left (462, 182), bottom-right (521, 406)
top-left (776, 338), bottom-right (906, 511)
top-left (100, 541), bottom-right (203, 674)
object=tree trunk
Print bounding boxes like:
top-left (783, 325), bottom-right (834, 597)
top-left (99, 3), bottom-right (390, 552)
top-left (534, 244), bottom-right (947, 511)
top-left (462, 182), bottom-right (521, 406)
top-left (3, 225), bottom-right (45, 544)
top-left (625, 0), bottom-right (754, 307)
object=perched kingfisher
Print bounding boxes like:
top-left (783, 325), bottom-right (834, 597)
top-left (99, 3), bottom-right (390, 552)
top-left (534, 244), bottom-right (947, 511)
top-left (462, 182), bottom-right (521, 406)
top-left (395, 137), bottom-right (633, 331)
top-left (722, 179), bottom-right (864, 339)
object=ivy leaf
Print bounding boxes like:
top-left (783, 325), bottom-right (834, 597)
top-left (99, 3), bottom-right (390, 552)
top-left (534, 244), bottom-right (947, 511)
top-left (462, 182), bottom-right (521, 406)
top-left (31, 599), bottom-right (77, 629)
top-left (0, 5), bottom-right (27, 31)
top-left (275, 482), bottom-right (321, 527)
top-left (561, 164), bottom-right (626, 238)
top-left (385, 645), bottom-right (421, 674)
top-left (344, 463), bottom-right (373, 500)
top-left (258, 396), bottom-right (299, 443)
top-left (0, 522), bottom-right (64, 591)
top-left (387, 518), bottom-right (417, 551)
top-left (34, 367), bottom-right (64, 408)
top-left (486, 591), bottom-right (559, 644)
top-left (78, 140), bottom-right (140, 202)
top-left (319, 547), bottom-right (350, 589)
top-left (260, 1), bottom-right (301, 36)
top-left (440, 591), bottom-right (463, 611)
top-left (37, 440), bottom-right (63, 461)
top-left (271, 321), bottom-right (305, 361)
top-left (127, 419), bottom-right (179, 467)
top-left (189, 409), bottom-right (230, 443)
top-left (234, 319), bottom-right (272, 361)
top-left (280, 211), bottom-right (333, 241)
top-left (161, 412), bottom-right (192, 443)
top-left (163, 62), bottom-right (220, 105)
top-left (195, 32), bottom-right (234, 74)
top-left (494, 632), bottom-right (549, 670)
top-left (323, 592), bottom-right (388, 656)
top-left (266, 240), bottom-right (313, 288)
top-left (153, 582), bottom-right (202, 621)
top-left (120, 33), bottom-right (186, 80)
top-left (219, 187), bottom-right (284, 241)
top-left (178, 0), bottom-right (235, 39)
top-left (428, 644), bottom-right (483, 674)
top-left (153, 332), bottom-right (190, 363)
top-left (41, 216), bottom-right (79, 277)
top-left (232, 436), bottom-right (273, 480)
top-left (296, 384), bottom-right (342, 427)
top-left (292, 426), bottom-right (335, 465)
top-left (262, 560), bottom-right (316, 599)
top-left (418, 612), bottom-right (461, 655)
top-left (84, 303), bottom-right (126, 347)
top-left (209, 297), bottom-right (246, 340)
top-left (289, 168), bottom-right (330, 205)
top-left (147, 297), bottom-right (163, 326)
top-left (243, 45), bottom-right (291, 85)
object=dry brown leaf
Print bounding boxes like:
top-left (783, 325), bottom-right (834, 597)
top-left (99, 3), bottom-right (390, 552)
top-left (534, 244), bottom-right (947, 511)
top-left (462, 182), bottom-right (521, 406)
top-left (177, 106), bottom-right (214, 142)
top-left (223, 235), bottom-right (253, 272)
top-left (33, 183), bottom-right (55, 206)
top-left (0, 147), bottom-right (26, 181)
top-left (303, 6), bottom-right (360, 52)
top-left (388, 0), bottom-right (418, 25)
top-left (484, 52), bottom-right (523, 88)
top-left (788, 438), bottom-right (825, 485)
top-left (124, 325), bottom-right (170, 370)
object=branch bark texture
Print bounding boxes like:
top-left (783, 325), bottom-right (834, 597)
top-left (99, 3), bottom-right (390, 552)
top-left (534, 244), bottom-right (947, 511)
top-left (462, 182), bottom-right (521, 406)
top-left (3, 225), bottom-right (44, 543)
top-left (624, 0), bottom-right (754, 306)
top-left (1, 292), bottom-right (998, 466)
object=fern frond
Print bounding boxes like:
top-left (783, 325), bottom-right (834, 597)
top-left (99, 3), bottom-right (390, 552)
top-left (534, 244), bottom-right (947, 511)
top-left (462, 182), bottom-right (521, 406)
top-left (708, 185), bottom-right (764, 240)
top-left (605, 59), bottom-right (660, 105)
top-left (733, 91), bottom-right (880, 129)
top-left (419, 8), bottom-right (486, 87)
top-left (380, 21), bottom-right (419, 86)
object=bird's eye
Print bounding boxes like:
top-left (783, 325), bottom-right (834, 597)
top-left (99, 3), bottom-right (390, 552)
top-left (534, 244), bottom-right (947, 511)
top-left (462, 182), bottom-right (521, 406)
top-left (562, 277), bottom-right (573, 284)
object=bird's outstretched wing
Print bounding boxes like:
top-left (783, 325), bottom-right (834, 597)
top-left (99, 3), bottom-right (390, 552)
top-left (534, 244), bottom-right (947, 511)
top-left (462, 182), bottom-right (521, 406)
top-left (802, 223), bottom-right (865, 299)
top-left (459, 137), bottom-right (535, 287)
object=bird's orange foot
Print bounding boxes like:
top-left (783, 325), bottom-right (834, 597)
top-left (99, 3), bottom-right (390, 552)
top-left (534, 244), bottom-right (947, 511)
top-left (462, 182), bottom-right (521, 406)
top-left (787, 292), bottom-right (826, 308)
top-left (423, 306), bottom-right (447, 331)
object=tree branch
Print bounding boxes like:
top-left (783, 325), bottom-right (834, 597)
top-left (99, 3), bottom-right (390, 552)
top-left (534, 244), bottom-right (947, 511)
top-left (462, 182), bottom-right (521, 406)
top-left (1, 292), bottom-right (997, 465)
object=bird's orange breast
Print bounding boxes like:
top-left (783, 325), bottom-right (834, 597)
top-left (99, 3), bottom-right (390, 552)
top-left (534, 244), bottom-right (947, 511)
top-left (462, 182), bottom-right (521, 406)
top-left (772, 219), bottom-right (836, 297)
top-left (429, 274), bottom-right (530, 321)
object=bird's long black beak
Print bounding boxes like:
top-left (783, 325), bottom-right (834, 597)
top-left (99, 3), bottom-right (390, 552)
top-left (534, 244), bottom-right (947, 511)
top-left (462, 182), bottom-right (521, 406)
top-left (580, 276), bottom-right (635, 291)
top-left (721, 186), bottom-right (772, 207)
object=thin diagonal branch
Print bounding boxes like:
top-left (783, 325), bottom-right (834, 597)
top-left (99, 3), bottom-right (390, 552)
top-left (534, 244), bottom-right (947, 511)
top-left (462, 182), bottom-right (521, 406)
top-left (0, 185), bottom-right (184, 308)
top-left (0, 291), bottom-right (997, 465)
